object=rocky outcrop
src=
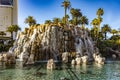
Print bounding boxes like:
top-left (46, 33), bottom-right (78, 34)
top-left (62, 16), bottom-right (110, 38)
top-left (10, 24), bottom-right (99, 64)
top-left (0, 52), bottom-right (16, 65)
top-left (47, 59), bottom-right (55, 70)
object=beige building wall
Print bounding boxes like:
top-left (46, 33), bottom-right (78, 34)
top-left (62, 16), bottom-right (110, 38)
top-left (0, 0), bottom-right (18, 37)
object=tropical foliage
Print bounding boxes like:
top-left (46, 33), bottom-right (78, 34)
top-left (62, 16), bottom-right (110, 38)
top-left (62, 0), bottom-right (71, 24)
top-left (101, 24), bottom-right (111, 40)
top-left (70, 8), bottom-right (82, 25)
top-left (79, 16), bottom-right (88, 29)
top-left (96, 8), bottom-right (104, 32)
top-left (24, 16), bottom-right (36, 26)
top-left (6, 25), bottom-right (21, 39)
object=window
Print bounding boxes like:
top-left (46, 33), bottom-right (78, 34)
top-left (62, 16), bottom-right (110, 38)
top-left (0, 0), bottom-right (13, 5)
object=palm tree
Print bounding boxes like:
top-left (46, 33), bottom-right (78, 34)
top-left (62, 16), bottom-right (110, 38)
top-left (90, 28), bottom-right (98, 41)
top-left (91, 18), bottom-right (100, 41)
top-left (45, 20), bottom-right (52, 25)
top-left (79, 16), bottom-right (88, 29)
top-left (24, 16), bottom-right (36, 26)
top-left (12, 25), bottom-right (21, 38)
top-left (6, 26), bottom-right (14, 38)
top-left (0, 31), bottom-right (6, 37)
top-left (13, 25), bottom-right (21, 32)
top-left (96, 8), bottom-right (104, 32)
top-left (101, 24), bottom-right (111, 40)
top-left (70, 8), bottom-right (82, 25)
top-left (62, 15), bottom-right (70, 24)
top-left (61, 0), bottom-right (71, 25)
top-left (111, 29), bottom-right (118, 36)
top-left (53, 18), bottom-right (61, 25)
top-left (96, 8), bottom-right (104, 17)
top-left (69, 19), bottom-right (74, 25)
top-left (6, 25), bottom-right (21, 39)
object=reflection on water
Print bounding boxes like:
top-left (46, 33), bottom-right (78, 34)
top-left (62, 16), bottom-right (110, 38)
top-left (0, 61), bottom-right (120, 80)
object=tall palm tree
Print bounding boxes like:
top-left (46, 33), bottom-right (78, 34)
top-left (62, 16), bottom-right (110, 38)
top-left (91, 18), bottom-right (99, 28)
top-left (61, 0), bottom-right (71, 25)
top-left (70, 8), bottom-right (82, 25)
top-left (101, 24), bottom-right (111, 40)
top-left (96, 8), bottom-right (104, 32)
top-left (96, 8), bottom-right (104, 17)
top-left (91, 18), bottom-right (100, 41)
top-left (111, 29), bottom-right (118, 36)
top-left (79, 16), bottom-right (88, 29)
top-left (0, 31), bottom-right (6, 37)
top-left (24, 16), bottom-right (36, 26)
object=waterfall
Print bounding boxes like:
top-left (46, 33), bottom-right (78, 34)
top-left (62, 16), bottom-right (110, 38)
top-left (30, 28), bottom-right (37, 43)
top-left (75, 37), bottom-right (84, 56)
top-left (12, 25), bottom-right (96, 63)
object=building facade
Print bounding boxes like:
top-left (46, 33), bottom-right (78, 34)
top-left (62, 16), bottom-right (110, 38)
top-left (0, 0), bottom-right (18, 37)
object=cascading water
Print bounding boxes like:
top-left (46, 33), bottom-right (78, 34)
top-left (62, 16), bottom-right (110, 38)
top-left (11, 25), bottom-right (98, 64)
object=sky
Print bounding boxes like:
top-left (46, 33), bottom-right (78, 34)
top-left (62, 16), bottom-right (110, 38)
top-left (18, 0), bottom-right (120, 31)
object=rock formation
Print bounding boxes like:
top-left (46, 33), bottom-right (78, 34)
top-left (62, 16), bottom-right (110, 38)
top-left (47, 59), bottom-right (55, 70)
top-left (0, 52), bottom-right (16, 65)
top-left (10, 24), bottom-right (102, 64)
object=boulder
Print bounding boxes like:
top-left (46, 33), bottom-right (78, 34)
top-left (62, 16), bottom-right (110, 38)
top-left (47, 59), bottom-right (55, 70)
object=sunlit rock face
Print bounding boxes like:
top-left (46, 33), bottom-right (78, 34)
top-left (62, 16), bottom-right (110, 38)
top-left (12, 25), bottom-right (97, 64)
top-left (47, 59), bottom-right (55, 70)
top-left (0, 52), bottom-right (16, 65)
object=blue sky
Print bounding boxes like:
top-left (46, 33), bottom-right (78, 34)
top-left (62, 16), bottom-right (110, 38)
top-left (18, 0), bottom-right (120, 30)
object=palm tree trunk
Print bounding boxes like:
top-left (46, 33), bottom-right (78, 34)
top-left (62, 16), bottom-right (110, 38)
top-left (113, 33), bottom-right (114, 36)
top-left (64, 8), bottom-right (67, 25)
top-left (11, 32), bottom-right (13, 40)
top-left (105, 32), bottom-right (107, 40)
top-left (82, 24), bottom-right (84, 29)
top-left (98, 24), bottom-right (100, 33)
top-left (75, 17), bottom-right (77, 25)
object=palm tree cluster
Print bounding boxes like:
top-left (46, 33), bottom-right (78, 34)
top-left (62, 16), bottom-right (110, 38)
top-left (6, 25), bottom-right (21, 39)
top-left (22, 0), bottom-right (119, 42)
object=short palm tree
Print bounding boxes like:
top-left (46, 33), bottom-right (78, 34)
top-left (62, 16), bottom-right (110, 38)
top-left (70, 8), bottom-right (82, 25)
top-left (24, 16), bottom-right (36, 26)
top-left (45, 20), bottom-right (52, 25)
top-left (111, 29), bottom-right (118, 36)
top-left (61, 0), bottom-right (71, 25)
top-left (13, 25), bottom-right (21, 32)
top-left (6, 26), bottom-right (14, 38)
top-left (101, 24), bottom-right (111, 40)
top-left (79, 16), bottom-right (88, 29)
top-left (6, 25), bottom-right (21, 39)
top-left (53, 18), bottom-right (61, 25)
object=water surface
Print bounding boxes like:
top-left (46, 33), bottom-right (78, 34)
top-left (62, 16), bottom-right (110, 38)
top-left (0, 61), bottom-right (120, 80)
